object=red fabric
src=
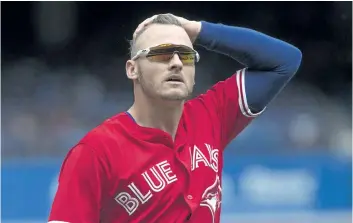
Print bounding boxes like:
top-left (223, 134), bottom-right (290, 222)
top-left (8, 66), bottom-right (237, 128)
top-left (49, 69), bottom-right (258, 223)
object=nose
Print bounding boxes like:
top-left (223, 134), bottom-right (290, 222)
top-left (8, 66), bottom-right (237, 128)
top-left (168, 53), bottom-right (183, 71)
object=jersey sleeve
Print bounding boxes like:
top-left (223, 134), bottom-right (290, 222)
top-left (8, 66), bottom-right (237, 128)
top-left (48, 144), bottom-right (107, 223)
top-left (198, 68), bottom-right (265, 149)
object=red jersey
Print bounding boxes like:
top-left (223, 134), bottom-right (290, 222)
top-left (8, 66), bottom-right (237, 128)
top-left (48, 68), bottom-right (264, 223)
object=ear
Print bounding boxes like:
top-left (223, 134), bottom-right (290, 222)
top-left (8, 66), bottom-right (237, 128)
top-left (126, 59), bottom-right (139, 80)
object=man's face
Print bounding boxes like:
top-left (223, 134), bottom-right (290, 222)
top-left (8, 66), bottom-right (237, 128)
top-left (130, 24), bottom-right (196, 101)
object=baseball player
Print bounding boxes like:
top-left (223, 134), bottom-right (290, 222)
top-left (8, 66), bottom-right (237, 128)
top-left (49, 13), bottom-right (302, 223)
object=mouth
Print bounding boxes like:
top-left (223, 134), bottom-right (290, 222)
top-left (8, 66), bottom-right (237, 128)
top-left (165, 75), bottom-right (184, 83)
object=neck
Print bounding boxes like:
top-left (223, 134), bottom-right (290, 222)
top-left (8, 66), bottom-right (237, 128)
top-left (128, 95), bottom-right (184, 140)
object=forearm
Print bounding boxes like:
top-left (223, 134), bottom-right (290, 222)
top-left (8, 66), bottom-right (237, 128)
top-left (194, 21), bottom-right (302, 73)
top-left (194, 21), bottom-right (302, 112)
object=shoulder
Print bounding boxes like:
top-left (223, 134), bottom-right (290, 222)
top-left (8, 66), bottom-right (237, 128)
top-left (183, 71), bottom-right (242, 118)
top-left (77, 112), bottom-right (129, 155)
top-left (63, 113), bottom-right (130, 176)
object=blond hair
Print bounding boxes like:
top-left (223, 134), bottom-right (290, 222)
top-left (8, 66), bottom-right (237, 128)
top-left (129, 14), bottom-right (182, 59)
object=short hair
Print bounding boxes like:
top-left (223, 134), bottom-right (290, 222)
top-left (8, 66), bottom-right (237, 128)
top-left (129, 14), bottom-right (183, 59)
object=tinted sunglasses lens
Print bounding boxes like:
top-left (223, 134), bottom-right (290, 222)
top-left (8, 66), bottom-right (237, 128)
top-left (150, 44), bottom-right (193, 53)
top-left (148, 45), bottom-right (197, 64)
top-left (148, 53), bottom-right (196, 64)
top-left (148, 54), bottom-right (173, 62)
top-left (178, 53), bottom-right (196, 65)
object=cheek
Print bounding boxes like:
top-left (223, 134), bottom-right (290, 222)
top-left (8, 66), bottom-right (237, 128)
top-left (139, 60), bottom-right (163, 81)
top-left (139, 62), bottom-right (166, 85)
top-left (184, 67), bottom-right (196, 85)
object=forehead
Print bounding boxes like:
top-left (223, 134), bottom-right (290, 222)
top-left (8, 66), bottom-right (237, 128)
top-left (136, 24), bottom-right (193, 50)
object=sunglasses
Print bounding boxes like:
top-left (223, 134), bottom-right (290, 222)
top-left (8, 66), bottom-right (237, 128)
top-left (132, 43), bottom-right (200, 65)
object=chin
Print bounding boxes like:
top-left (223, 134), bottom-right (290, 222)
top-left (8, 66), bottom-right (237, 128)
top-left (160, 94), bottom-right (188, 101)
top-left (156, 85), bottom-right (193, 101)
top-left (160, 90), bottom-right (189, 101)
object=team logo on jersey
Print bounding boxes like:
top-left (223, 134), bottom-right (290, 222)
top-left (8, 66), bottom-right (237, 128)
top-left (200, 175), bottom-right (222, 223)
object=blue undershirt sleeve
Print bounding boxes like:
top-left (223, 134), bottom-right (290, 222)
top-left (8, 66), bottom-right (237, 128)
top-left (195, 21), bottom-right (302, 112)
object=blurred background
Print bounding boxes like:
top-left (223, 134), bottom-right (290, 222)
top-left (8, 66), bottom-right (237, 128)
top-left (1, 1), bottom-right (352, 223)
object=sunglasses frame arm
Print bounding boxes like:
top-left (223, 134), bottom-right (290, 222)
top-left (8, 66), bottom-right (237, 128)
top-left (131, 49), bottom-right (150, 61)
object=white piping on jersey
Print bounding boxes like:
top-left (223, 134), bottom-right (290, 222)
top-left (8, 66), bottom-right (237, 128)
top-left (48, 221), bottom-right (70, 223)
top-left (236, 68), bottom-right (266, 117)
